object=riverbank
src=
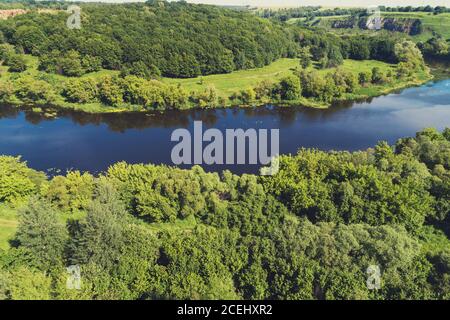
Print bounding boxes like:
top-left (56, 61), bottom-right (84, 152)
top-left (0, 57), bottom-right (434, 114)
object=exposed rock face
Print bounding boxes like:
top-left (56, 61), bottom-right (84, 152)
top-left (332, 17), bottom-right (422, 36)
top-left (0, 9), bottom-right (27, 20)
top-left (331, 19), bottom-right (357, 29)
top-left (381, 18), bottom-right (422, 35)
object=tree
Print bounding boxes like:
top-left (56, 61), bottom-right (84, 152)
top-left (195, 85), bottom-right (219, 108)
top-left (298, 46), bottom-right (313, 69)
top-left (44, 171), bottom-right (95, 212)
top-left (81, 55), bottom-right (102, 73)
top-left (277, 76), bottom-right (301, 100)
top-left (14, 76), bottom-right (56, 104)
top-left (0, 156), bottom-right (45, 205)
top-left (7, 55), bottom-right (27, 73)
top-left (6, 267), bottom-right (52, 300)
top-left (16, 197), bottom-right (68, 271)
top-left (395, 40), bottom-right (425, 71)
top-left (63, 78), bottom-right (99, 103)
top-left (13, 26), bottom-right (46, 54)
top-left (371, 67), bottom-right (385, 84)
top-left (326, 45), bottom-right (344, 68)
top-left (69, 178), bottom-right (127, 270)
top-left (348, 38), bottom-right (370, 60)
top-left (60, 50), bottom-right (85, 77)
top-left (358, 71), bottom-right (369, 85)
top-left (98, 76), bottom-right (124, 106)
top-left (120, 61), bottom-right (161, 80)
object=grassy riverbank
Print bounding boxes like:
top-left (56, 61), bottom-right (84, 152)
top-left (0, 56), bottom-right (433, 114)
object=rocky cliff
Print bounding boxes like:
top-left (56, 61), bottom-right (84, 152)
top-left (332, 17), bottom-right (422, 36)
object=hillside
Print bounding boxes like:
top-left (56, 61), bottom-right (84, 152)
top-left (0, 2), bottom-right (296, 78)
top-left (295, 12), bottom-right (450, 42)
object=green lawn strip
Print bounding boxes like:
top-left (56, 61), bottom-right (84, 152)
top-left (0, 205), bottom-right (18, 250)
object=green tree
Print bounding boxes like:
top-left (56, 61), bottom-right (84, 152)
top-left (16, 197), bottom-right (68, 270)
top-left (7, 54), bottom-right (27, 73)
top-left (277, 76), bottom-right (301, 100)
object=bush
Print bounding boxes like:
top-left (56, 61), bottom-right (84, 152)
top-left (0, 156), bottom-right (45, 205)
top-left (14, 76), bottom-right (56, 105)
top-left (277, 76), bottom-right (301, 100)
top-left (6, 55), bottom-right (27, 73)
top-left (63, 78), bottom-right (99, 103)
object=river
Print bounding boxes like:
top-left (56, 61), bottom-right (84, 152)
top-left (0, 78), bottom-right (449, 175)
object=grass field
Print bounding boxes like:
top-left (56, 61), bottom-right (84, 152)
top-left (0, 205), bottom-right (18, 250)
top-left (162, 58), bottom-right (299, 97)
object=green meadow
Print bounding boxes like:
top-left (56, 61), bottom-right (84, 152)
top-left (162, 58), bottom-right (299, 97)
top-left (0, 205), bottom-right (18, 250)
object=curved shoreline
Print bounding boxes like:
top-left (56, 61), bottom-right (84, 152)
top-left (9, 73), bottom-right (433, 117)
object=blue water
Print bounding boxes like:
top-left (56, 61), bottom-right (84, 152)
top-left (0, 79), bottom-right (449, 174)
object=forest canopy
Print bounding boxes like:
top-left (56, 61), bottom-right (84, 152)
top-left (0, 128), bottom-right (449, 300)
top-left (0, 2), bottom-right (298, 78)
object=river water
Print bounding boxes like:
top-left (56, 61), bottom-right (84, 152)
top-left (0, 79), bottom-right (449, 175)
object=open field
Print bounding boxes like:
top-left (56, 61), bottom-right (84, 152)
top-left (162, 58), bottom-right (299, 97)
top-left (0, 205), bottom-right (18, 250)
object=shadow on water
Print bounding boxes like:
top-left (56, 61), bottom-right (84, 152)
top-left (0, 98), bottom-right (366, 132)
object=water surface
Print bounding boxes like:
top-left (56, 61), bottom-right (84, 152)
top-left (0, 79), bottom-right (449, 174)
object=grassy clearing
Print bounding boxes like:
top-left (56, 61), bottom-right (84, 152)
top-left (0, 205), bottom-right (18, 250)
top-left (162, 58), bottom-right (299, 97)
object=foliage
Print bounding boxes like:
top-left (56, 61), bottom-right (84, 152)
top-left (16, 197), bottom-right (67, 271)
top-left (0, 2), bottom-right (296, 78)
top-left (0, 156), bottom-right (45, 205)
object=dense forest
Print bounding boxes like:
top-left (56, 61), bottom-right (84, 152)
top-left (0, 1), bottom-right (421, 79)
top-left (0, 128), bottom-right (449, 300)
top-left (0, 1), bottom-right (297, 78)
